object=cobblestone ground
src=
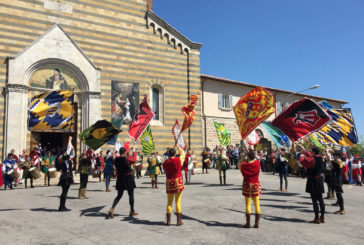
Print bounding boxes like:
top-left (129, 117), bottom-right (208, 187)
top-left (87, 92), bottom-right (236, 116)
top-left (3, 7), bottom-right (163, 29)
top-left (0, 169), bottom-right (363, 245)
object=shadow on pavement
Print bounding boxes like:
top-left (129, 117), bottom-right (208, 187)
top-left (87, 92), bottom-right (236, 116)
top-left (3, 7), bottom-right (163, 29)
top-left (259, 198), bottom-right (287, 203)
top-left (262, 191), bottom-right (300, 196)
top-left (31, 208), bottom-right (59, 212)
top-left (85, 189), bottom-right (104, 192)
top-left (263, 214), bottom-right (307, 223)
top-left (47, 195), bottom-right (79, 200)
top-left (182, 214), bottom-right (243, 228)
top-left (0, 208), bottom-right (23, 212)
top-left (80, 205), bottom-right (107, 218)
top-left (222, 208), bottom-right (243, 214)
top-left (260, 204), bottom-right (306, 209)
top-left (121, 216), bottom-right (165, 226)
top-left (202, 184), bottom-right (234, 188)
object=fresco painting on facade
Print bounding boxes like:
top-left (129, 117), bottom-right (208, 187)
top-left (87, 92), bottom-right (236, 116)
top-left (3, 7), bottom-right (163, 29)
top-left (29, 65), bottom-right (81, 90)
top-left (111, 81), bottom-right (139, 125)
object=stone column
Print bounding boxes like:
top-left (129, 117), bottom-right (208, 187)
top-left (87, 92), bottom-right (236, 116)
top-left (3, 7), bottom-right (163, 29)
top-left (88, 93), bottom-right (101, 126)
top-left (4, 84), bottom-right (29, 157)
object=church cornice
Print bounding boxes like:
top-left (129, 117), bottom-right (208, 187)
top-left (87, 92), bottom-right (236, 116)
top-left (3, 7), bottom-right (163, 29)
top-left (146, 10), bottom-right (202, 54)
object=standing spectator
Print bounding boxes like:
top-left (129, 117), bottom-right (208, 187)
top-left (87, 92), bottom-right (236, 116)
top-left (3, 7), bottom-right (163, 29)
top-left (331, 152), bottom-right (345, 214)
top-left (352, 155), bottom-right (362, 186)
top-left (232, 146), bottom-right (240, 169)
top-left (201, 147), bottom-right (210, 174)
top-left (211, 149), bottom-right (217, 169)
top-left (2, 153), bottom-right (16, 190)
top-left (276, 148), bottom-right (288, 192)
top-left (79, 153), bottom-right (91, 198)
top-left (260, 148), bottom-right (267, 172)
top-left (104, 150), bottom-right (114, 192)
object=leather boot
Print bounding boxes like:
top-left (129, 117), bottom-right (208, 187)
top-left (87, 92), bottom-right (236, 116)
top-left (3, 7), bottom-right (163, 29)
top-left (108, 208), bottom-right (114, 218)
top-left (155, 180), bottom-right (159, 189)
top-left (254, 214), bottom-right (260, 228)
top-left (82, 188), bottom-right (88, 199)
top-left (166, 213), bottom-right (171, 226)
top-left (219, 176), bottom-right (222, 185)
top-left (309, 218), bottom-right (320, 224)
top-left (152, 180), bottom-right (155, 189)
top-left (320, 215), bottom-right (325, 224)
top-left (243, 214), bottom-right (251, 228)
top-left (223, 176), bottom-right (226, 185)
top-left (78, 188), bottom-right (83, 199)
top-left (176, 213), bottom-right (183, 226)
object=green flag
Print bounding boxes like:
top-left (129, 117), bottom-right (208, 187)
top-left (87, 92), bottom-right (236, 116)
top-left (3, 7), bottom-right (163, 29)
top-left (79, 120), bottom-right (120, 150)
top-left (214, 121), bottom-right (231, 146)
top-left (141, 125), bottom-right (155, 155)
top-left (309, 134), bottom-right (325, 150)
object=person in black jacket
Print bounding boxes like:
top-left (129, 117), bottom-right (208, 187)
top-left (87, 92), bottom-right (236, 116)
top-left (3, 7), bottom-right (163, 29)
top-left (331, 152), bottom-right (345, 215)
top-left (108, 147), bottom-right (138, 218)
top-left (56, 136), bottom-right (75, 212)
top-left (276, 148), bottom-right (288, 192)
top-left (299, 147), bottom-right (325, 224)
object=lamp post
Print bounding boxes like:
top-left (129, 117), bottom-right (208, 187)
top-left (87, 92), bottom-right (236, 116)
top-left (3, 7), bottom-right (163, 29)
top-left (284, 84), bottom-right (320, 108)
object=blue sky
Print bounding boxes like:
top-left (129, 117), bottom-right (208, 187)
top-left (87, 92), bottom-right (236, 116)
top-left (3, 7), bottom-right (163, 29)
top-left (155, 0), bottom-right (364, 140)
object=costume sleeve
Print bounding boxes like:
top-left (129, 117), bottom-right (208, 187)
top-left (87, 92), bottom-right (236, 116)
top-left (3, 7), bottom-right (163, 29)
top-left (299, 151), bottom-right (315, 169)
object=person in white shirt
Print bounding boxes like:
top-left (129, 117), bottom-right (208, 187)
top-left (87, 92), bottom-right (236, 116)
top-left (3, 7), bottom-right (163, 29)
top-left (352, 155), bottom-right (362, 186)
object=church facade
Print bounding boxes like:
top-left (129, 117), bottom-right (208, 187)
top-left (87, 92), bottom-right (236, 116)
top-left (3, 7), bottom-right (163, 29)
top-left (0, 0), bottom-right (202, 159)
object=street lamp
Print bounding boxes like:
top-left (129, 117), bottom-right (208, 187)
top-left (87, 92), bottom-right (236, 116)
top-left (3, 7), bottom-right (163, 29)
top-left (284, 84), bottom-right (320, 108)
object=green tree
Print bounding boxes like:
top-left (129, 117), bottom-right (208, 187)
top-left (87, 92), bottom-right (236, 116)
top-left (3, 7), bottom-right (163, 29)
top-left (350, 135), bottom-right (364, 157)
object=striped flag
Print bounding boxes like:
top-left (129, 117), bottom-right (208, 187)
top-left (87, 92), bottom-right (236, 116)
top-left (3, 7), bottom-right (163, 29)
top-left (213, 121), bottom-right (231, 146)
top-left (181, 94), bottom-right (198, 132)
top-left (141, 125), bottom-right (155, 155)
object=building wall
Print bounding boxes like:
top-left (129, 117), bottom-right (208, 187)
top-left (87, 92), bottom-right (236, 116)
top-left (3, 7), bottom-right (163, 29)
top-left (202, 77), bottom-right (345, 150)
top-left (0, 0), bottom-right (202, 159)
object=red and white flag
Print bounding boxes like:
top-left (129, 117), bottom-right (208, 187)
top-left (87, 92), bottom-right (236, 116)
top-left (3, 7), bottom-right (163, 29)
top-left (128, 96), bottom-right (155, 141)
top-left (172, 119), bottom-right (187, 150)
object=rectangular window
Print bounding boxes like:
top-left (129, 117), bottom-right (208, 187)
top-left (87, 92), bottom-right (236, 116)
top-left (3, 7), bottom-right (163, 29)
top-left (152, 88), bottom-right (159, 120)
top-left (218, 94), bottom-right (233, 110)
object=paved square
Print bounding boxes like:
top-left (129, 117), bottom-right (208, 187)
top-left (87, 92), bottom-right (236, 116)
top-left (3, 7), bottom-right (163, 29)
top-left (0, 169), bottom-right (363, 245)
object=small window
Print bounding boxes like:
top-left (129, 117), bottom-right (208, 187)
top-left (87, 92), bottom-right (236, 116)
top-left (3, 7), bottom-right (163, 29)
top-left (152, 88), bottom-right (159, 120)
top-left (218, 94), bottom-right (232, 110)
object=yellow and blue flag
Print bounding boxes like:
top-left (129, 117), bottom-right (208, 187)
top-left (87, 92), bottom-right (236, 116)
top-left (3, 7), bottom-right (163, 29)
top-left (28, 90), bottom-right (74, 131)
top-left (141, 125), bottom-right (155, 155)
top-left (315, 108), bottom-right (358, 147)
top-left (214, 121), bottom-right (231, 146)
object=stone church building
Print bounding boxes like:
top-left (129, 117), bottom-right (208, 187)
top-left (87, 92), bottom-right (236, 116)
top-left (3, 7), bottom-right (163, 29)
top-left (0, 0), bottom-right (202, 160)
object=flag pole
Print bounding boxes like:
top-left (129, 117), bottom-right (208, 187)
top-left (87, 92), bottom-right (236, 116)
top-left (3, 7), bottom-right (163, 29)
top-left (174, 131), bottom-right (182, 148)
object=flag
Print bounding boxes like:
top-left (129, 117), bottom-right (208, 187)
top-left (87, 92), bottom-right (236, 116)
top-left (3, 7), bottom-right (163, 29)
top-left (261, 122), bottom-right (290, 148)
top-left (28, 90), bottom-right (74, 131)
top-left (315, 108), bottom-right (358, 147)
top-left (214, 121), bottom-right (231, 146)
top-left (272, 98), bottom-right (331, 142)
top-left (141, 125), bottom-right (155, 155)
top-left (233, 87), bottom-right (275, 140)
top-left (246, 130), bottom-right (261, 146)
top-left (181, 94), bottom-right (198, 132)
top-left (172, 120), bottom-right (187, 150)
top-left (107, 117), bottom-right (123, 145)
top-left (320, 100), bottom-right (334, 109)
top-left (129, 96), bottom-right (155, 141)
top-left (309, 134), bottom-right (325, 150)
top-left (79, 120), bottom-right (120, 150)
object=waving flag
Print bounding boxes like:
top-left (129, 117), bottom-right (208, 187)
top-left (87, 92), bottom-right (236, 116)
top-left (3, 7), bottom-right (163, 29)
top-left (315, 108), bottom-right (358, 147)
top-left (141, 125), bottom-right (155, 155)
top-left (261, 122), bottom-right (290, 148)
top-left (309, 134), bottom-right (325, 150)
top-left (272, 98), bottom-right (331, 142)
top-left (181, 94), bottom-right (198, 132)
top-left (129, 96), bottom-right (155, 141)
top-left (79, 120), bottom-right (120, 150)
top-left (172, 120), bottom-right (187, 150)
top-left (233, 87), bottom-right (275, 140)
top-left (28, 90), bottom-right (74, 131)
top-left (246, 130), bottom-right (261, 146)
top-left (214, 121), bottom-right (231, 146)
top-left (107, 117), bottom-right (123, 145)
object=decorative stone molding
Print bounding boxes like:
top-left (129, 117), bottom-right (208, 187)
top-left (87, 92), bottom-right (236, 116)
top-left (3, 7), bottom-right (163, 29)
top-left (5, 84), bottom-right (29, 94)
top-left (146, 10), bottom-right (202, 54)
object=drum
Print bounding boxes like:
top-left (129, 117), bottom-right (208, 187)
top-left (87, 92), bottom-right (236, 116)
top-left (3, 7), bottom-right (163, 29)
top-left (193, 161), bottom-right (198, 168)
top-left (8, 169), bottom-right (20, 179)
top-left (48, 167), bottom-right (57, 178)
top-left (204, 159), bottom-right (211, 167)
top-left (29, 167), bottom-right (41, 179)
top-left (136, 162), bottom-right (143, 171)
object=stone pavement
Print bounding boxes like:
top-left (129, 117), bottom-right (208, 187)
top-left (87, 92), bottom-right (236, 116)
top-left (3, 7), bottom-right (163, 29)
top-left (0, 169), bottom-right (363, 245)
